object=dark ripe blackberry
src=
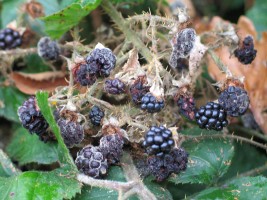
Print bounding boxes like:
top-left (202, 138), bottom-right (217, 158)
top-left (57, 118), bottom-right (84, 148)
top-left (147, 147), bottom-right (189, 182)
top-left (218, 86), bottom-right (250, 117)
top-left (143, 126), bottom-right (174, 157)
top-left (169, 28), bottom-right (196, 68)
top-left (89, 106), bottom-right (104, 126)
top-left (99, 134), bottom-right (124, 164)
top-left (104, 78), bottom-right (126, 95)
top-left (234, 36), bottom-right (257, 64)
top-left (195, 102), bottom-right (228, 131)
top-left (75, 64), bottom-right (97, 86)
top-left (17, 96), bottom-right (49, 135)
top-left (0, 28), bottom-right (22, 50)
top-left (86, 47), bottom-right (116, 78)
top-left (140, 93), bottom-right (164, 113)
top-left (177, 96), bottom-right (196, 120)
top-left (75, 145), bottom-right (108, 178)
top-left (37, 37), bottom-right (60, 61)
top-left (129, 76), bottom-right (150, 104)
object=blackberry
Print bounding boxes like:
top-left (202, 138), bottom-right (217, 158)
top-left (195, 102), bottom-right (228, 131)
top-left (104, 78), bottom-right (126, 95)
top-left (177, 96), bottom-right (196, 120)
top-left (147, 147), bottom-right (189, 182)
top-left (89, 106), bottom-right (104, 126)
top-left (37, 37), bottom-right (60, 61)
top-left (143, 126), bottom-right (174, 157)
top-left (75, 145), bottom-right (108, 178)
top-left (99, 134), bottom-right (124, 164)
top-left (218, 86), bottom-right (250, 117)
top-left (169, 28), bottom-right (196, 68)
top-left (234, 36), bottom-right (257, 64)
top-left (0, 28), bottom-right (22, 50)
top-left (140, 93), bottom-right (164, 113)
top-left (17, 96), bottom-right (49, 135)
top-left (57, 118), bottom-right (84, 148)
top-left (75, 64), bottom-right (97, 86)
top-left (129, 76), bottom-right (150, 104)
top-left (86, 47), bottom-right (116, 78)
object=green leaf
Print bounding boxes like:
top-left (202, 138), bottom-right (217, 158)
top-left (247, 0), bottom-right (267, 36)
top-left (6, 127), bottom-right (58, 165)
top-left (1, 0), bottom-right (25, 27)
top-left (0, 167), bottom-right (81, 200)
top-left (144, 179), bottom-right (173, 200)
top-left (41, 0), bottom-right (101, 39)
top-left (0, 149), bottom-right (20, 177)
top-left (0, 87), bottom-right (27, 122)
top-left (193, 176), bottom-right (267, 200)
top-left (23, 54), bottom-right (50, 73)
top-left (169, 128), bottom-right (234, 184)
top-left (36, 91), bottom-right (76, 168)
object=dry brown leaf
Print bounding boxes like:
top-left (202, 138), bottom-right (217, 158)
top-left (10, 71), bottom-right (68, 95)
top-left (206, 16), bottom-right (267, 134)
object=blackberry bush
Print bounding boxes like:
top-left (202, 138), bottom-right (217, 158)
top-left (195, 102), bottom-right (228, 131)
top-left (0, 28), bottom-right (22, 50)
top-left (89, 106), bottom-right (104, 126)
top-left (143, 126), bottom-right (174, 157)
top-left (75, 145), bottom-right (108, 178)
top-left (218, 86), bottom-right (250, 117)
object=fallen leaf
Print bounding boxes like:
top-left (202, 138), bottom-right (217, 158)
top-left (10, 71), bottom-right (68, 95)
top-left (205, 16), bottom-right (267, 134)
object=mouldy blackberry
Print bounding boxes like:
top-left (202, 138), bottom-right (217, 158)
top-left (75, 145), bottom-right (108, 178)
top-left (57, 118), bottom-right (84, 148)
top-left (86, 46), bottom-right (116, 78)
top-left (143, 126), bottom-right (174, 157)
top-left (234, 36), bottom-right (257, 64)
top-left (130, 76), bottom-right (150, 104)
top-left (37, 37), bottom-right (60, 61)
top-left (147, 147), bottom-right (189, 182)
top-left (17, 96), bottom-right (49, 135)
top-left (104, 78), bottom-right (126, 95)
top-left (218, 86), bottom-right (250, 117)
top-left (140, 93), bottom-right (164, 113)
top-left (195, 102), bottom-right (228, 131)
top-left (99, 134), bottom-right (124, 164)
top-left (89, 106), bottom-right (104, 126)
top-left (0, 28), bottom-right (22, 50)
top-left (177, 95), bottom-right (196, 120)
top-left (75, 64), bottom-right (97, 86)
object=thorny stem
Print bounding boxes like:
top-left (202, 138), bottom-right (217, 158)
top-left (183, 133), bottom-right (267, 151)
top-left (0, 47), bottom-right (37, 58)
top-left (101, 0), bottom-right (153, 62)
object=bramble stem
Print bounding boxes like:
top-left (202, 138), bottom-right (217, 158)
top-left (208, 49), bottom-right (232, 76)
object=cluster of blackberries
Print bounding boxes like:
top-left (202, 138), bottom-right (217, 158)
top-left (89, 106), bottom-right (104, 126)
top-left (74, 45), bottom-right (116, 86)
top-left (75, 133), bottom-right (124, 178)
top-left (195, 86), bottom-right (250, 131)
top-left (0, 28), bottom-right (22, 50)
top-left (18, 96), bottom-right (48, 136)
top-left (37, 37), bottom-right (60, 61)
top-left (142, 125), bottom-right (188, 181)
top-left (234, 36), bottom-right (257, 65)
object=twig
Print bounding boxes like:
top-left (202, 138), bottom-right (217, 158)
top-left (0, 47), bottom-right (37, 57)
top-left (183, 134), bottom-right (267, 151)
top-left (77, 173), bottom-right (136, 191)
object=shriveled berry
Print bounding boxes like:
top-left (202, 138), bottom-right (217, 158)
top-left (75, 64), bottom-right (97, 86)
top-left (234, 36), bottom-right (257, 64)
top-left (104, 78), bottom-right (126, 95)
top-left (130, 76), bottom-right (150, 104)
top-left (176, 95), bottom-right (196, 120)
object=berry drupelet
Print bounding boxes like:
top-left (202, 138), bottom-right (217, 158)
top-left (99, 134), bottom-right (124, 164)
top-left (75, 145), bottom-right (108, 178)
top-left (37, 37), bottom-right (60, 61)
top-left (195, 102), bottom-right (228, 131)
top-left (143, 126), bottom-right (174, 157)
top-left (89, 106), bottom-right (104, 126)
top-left (218, 86), bottom-right (250, 117)
top-left (140, 93), bottom-right (164, 113)
top-left (104, 78), bottom-right (126, 95)
top-left (0, 28), bottom-right (22, 50)
top-left (234, 36), bottom-right (257, 64)
top-left (17, 96), bottom-right (49, 135)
